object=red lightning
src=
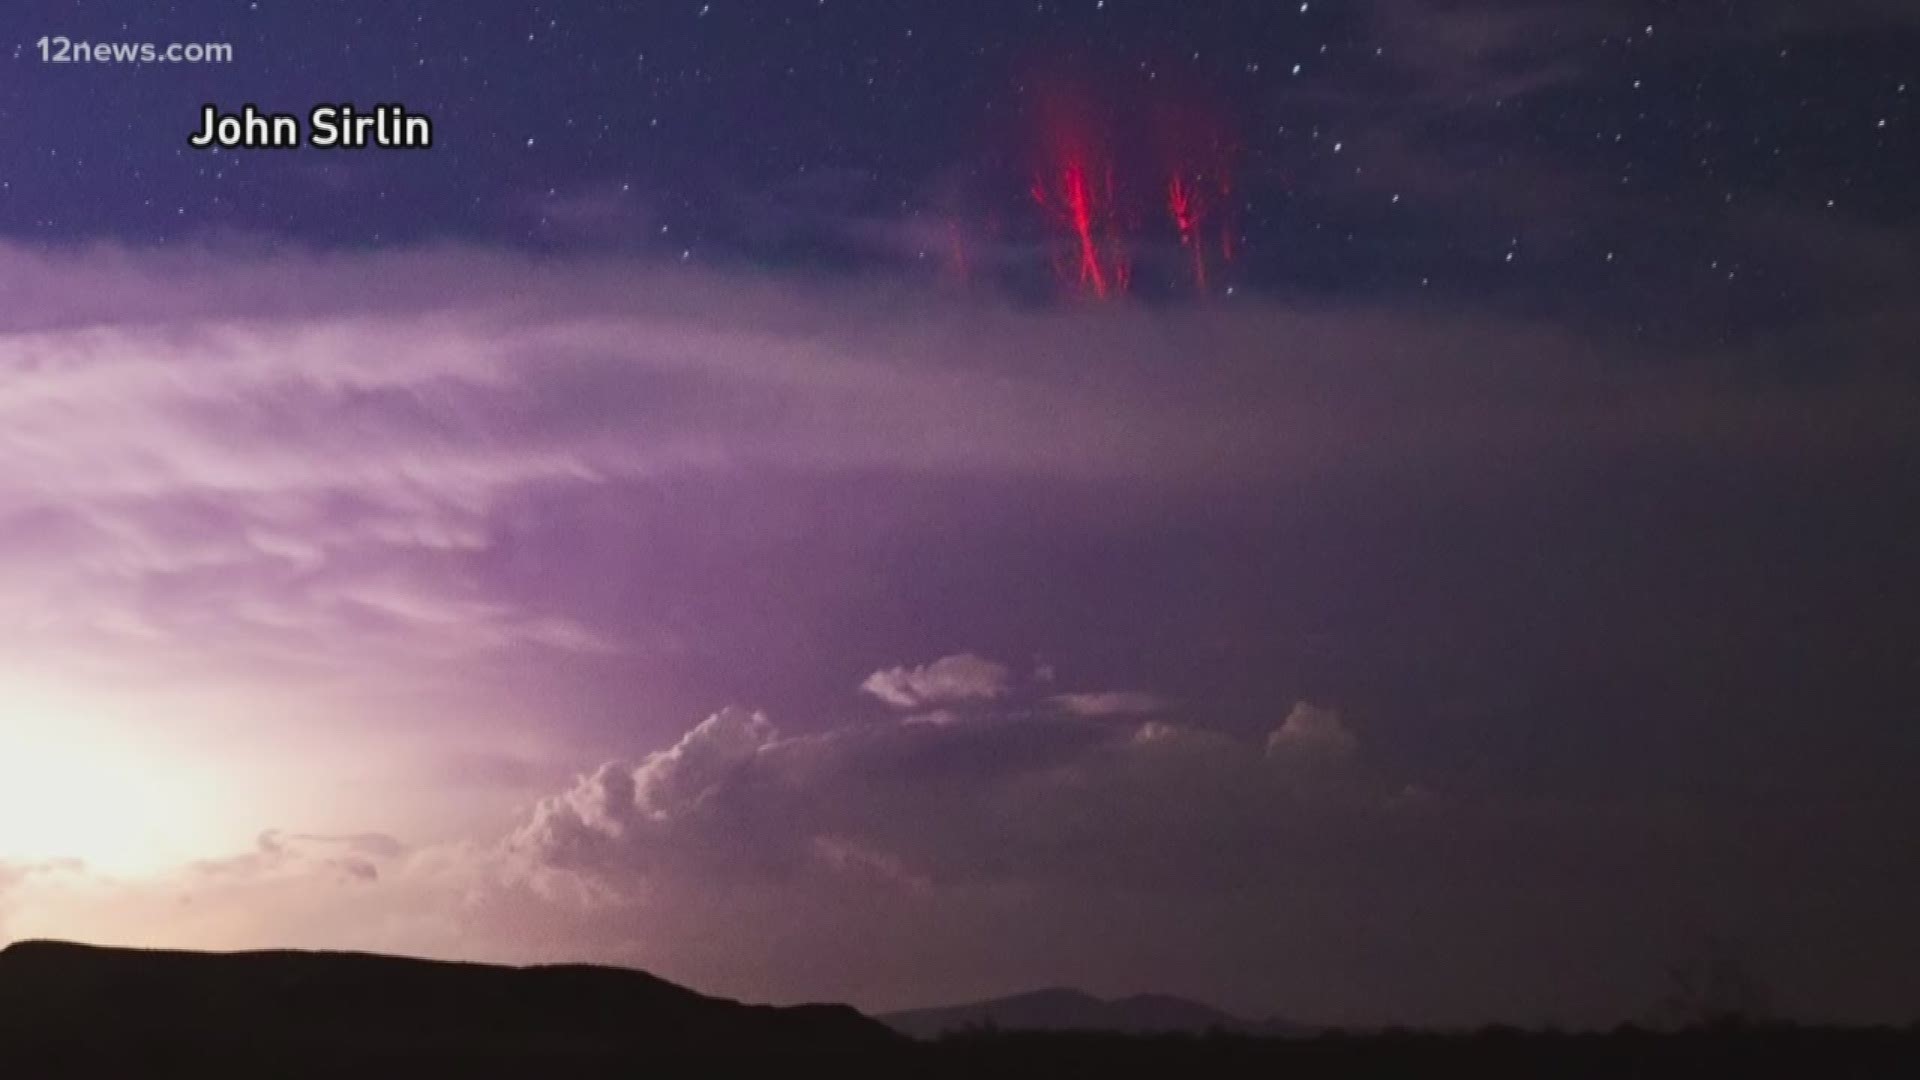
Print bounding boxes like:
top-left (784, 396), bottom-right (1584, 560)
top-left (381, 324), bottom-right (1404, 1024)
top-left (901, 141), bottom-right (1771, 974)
top-left (1061, 161), bottom-right (1109, 297)
top-left (1032, 157), bottom-right (1129, 300)
top-left (1154, 88), bottom-right (1240, 293)
top-left (1022, 70), bottom-right (1240, 299)
top-left (1167, 174), bottom-right (1208, 292)
top-left (1167, 153), bottom-right (1237, 292)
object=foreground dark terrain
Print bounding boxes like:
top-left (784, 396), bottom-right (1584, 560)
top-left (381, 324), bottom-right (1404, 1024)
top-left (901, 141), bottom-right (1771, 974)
top-left (0, 941), bottom-right (1912, 1076)
top-left (880, 986), bottom-right (1302, 1038)
top-left (0, 939), bottom-right (896, 1068)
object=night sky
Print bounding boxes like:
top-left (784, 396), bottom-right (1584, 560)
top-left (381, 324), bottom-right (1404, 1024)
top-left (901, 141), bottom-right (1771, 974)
top-left (1, 0), bottom-right (1917, 1028)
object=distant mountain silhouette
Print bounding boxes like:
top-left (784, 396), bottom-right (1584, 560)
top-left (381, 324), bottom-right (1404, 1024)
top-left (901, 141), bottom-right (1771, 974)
top-left (0, 939), bottom-right (897, 1064)
top-left (881, 987), bottom-right (1302, 1038)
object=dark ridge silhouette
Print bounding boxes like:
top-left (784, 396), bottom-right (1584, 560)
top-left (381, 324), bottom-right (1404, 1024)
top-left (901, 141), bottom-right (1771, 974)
top-left (1, 941), bottom-right (1914, 1075)
top-left (882, 986), bottom-right (1302, 1038)
top-left (0, 939), bottom-right (898, 1065)
top-left (922, 1026), bottom-right (1920, 1078)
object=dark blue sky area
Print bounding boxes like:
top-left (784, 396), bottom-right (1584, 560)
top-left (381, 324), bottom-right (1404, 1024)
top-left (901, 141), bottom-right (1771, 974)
top-left (4, 1), bottom-right (1914, 342)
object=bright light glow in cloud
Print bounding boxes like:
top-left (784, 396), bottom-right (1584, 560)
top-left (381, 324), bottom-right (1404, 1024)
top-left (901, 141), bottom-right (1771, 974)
top-left (0, 680), bottom-right (231, 874)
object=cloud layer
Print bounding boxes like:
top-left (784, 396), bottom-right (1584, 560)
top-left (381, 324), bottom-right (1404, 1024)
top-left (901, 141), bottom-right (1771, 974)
top-left (3, 243), bottom-right (1918, 1027)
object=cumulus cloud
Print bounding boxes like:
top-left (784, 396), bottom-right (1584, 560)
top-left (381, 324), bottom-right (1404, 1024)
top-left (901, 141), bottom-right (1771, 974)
top-left (1052, 690), bottom-right (1170, 717)
top-left (503, 687), bottom-right (1395, 910)
top-left (1266, 702), bottom-right (1359, 761)
top-left (860, 653), bottom-right (1014, 709)
top-left (513, 705), bottom-right (778, 867)
top-left (631, 708), bottom-right (779, 817)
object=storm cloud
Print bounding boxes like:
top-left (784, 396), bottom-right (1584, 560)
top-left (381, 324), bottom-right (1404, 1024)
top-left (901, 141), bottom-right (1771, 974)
top-left (1, 241), bottom-right (1917, 1026)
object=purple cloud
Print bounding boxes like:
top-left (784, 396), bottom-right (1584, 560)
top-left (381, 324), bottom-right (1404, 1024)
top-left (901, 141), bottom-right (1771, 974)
top-left (3, 241), bottom-right (1918, 1028)
top-left (861, 654), bottom-right (1015, 709)
top-left (1052, 690), bottom-right (1171, 718)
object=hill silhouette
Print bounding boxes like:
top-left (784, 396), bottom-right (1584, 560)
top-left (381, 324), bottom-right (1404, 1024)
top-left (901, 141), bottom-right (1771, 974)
top-left (0, 939), bottom-right (897, 1066)
top-left (882, 987), bottom-right (1301, 1038)
top-left (1, 940), bottom-right (1913, 1076)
